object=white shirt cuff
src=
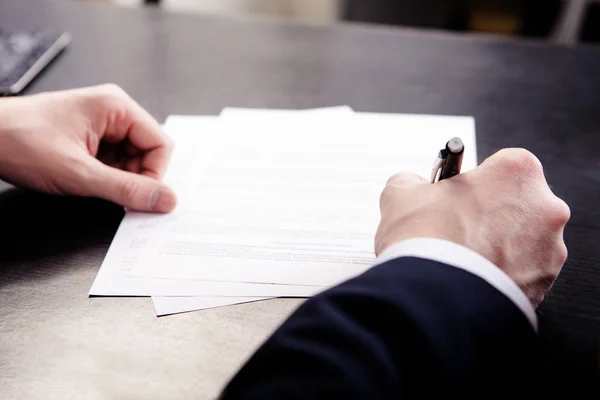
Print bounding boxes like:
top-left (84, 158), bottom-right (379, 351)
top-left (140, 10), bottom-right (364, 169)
top-left (376, 238), bottom-right (538, 332)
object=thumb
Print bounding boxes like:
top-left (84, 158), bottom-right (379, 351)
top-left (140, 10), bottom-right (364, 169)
top-left (85, 159), bottom-right (177, 213)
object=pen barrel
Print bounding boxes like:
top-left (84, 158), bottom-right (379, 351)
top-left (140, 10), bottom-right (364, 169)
top-left (438, 138), bottom-right (464, 181)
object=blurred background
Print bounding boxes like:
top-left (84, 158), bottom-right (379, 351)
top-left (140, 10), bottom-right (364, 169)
top-left (82, 0), bottom-right (600, 45)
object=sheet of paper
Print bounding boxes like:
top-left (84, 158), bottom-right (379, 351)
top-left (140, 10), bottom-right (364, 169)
top-left (152, 296), bottom-right (271, 316)
top-left (90, 210), bottom-right (323, 297)
top-left (220, 105), bottom-right (354, 117)
top-left (131, 112), bottom-right (477, 287)
top-left (149, 108), bottom-right (353, 316)
top-left (90, 109), bottom-right (347, 301)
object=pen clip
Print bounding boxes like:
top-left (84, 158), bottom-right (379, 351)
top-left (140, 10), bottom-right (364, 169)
top-left (431, 149), bottom-right (447, 183)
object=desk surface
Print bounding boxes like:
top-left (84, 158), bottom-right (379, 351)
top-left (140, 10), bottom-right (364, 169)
top-left (1, 0), bottom-right (599, 398)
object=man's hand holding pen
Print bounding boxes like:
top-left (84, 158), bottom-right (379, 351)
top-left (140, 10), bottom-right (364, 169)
top-left (376, 148), bottom-right (570, 308)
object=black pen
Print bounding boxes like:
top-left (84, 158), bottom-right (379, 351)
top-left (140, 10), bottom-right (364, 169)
top-left (431, 137), bottom-right (464, 183)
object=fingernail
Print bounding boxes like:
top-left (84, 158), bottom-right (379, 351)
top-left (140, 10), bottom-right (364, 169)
top-left (149, 187), bottom-right (177, 213)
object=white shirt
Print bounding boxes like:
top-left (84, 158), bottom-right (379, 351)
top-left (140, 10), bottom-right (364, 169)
top-left (376, 238), bottom-right (537, 332)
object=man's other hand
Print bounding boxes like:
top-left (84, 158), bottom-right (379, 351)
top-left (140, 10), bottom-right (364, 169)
top-left (376, 148), bottom-right (570, 307)
top-left (0, 84), bottom-right (176, 213)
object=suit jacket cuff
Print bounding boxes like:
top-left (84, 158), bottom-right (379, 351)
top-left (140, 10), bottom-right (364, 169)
top-left (376, 238), bottom-right (537, 332)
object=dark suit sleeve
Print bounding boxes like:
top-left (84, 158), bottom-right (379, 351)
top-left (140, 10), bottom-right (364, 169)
top-left (221, 257), bottom-right (539, 399)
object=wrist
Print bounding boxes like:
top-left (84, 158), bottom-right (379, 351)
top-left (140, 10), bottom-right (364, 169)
top-left (376, 212), bottom-right (470, 256)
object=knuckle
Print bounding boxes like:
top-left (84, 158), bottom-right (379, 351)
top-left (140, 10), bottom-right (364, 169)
top-left (554, 198), bottom-right (571, 225)
top-left (557, 242), bottom-right (568, 265)
top-left (497, 148), bottom-right (544, 178)
top-left (545, 197), bottom-right (571, 230)
top-left (88, 85), bottom-right (131, 127)
top-left (91, 84), bottom-right (130, 111)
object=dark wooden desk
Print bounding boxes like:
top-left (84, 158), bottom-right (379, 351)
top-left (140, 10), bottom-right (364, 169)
top-left (1, 0), bottom-right (598, 398)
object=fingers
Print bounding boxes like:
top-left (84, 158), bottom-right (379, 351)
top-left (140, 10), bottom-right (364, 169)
top-left (50, 84), bottom-right (177, 212)
top-left (477, 148), bottom-right (571, 271)
top-left (380, 172), bottom-right (428, 211)
top-left (385, 172), bottom-right (429, 188)
top-left (83, 158), bottom-right (177, 213)
top-left (83, 84), bottom-right (174, 179)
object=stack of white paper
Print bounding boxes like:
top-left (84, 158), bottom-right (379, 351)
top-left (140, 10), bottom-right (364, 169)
top-left (89, 107), bottom-right (476, 316)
